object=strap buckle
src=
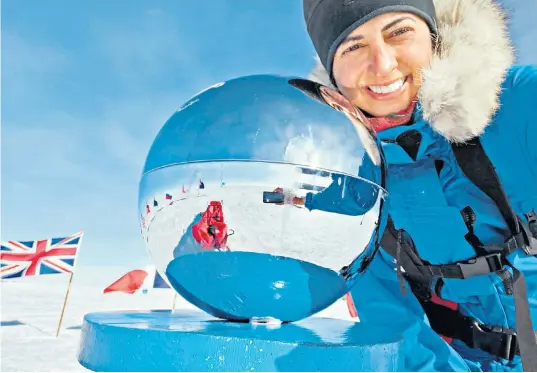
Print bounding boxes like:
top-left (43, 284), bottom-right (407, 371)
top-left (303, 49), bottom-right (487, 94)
top-left (520, 225), bottom-right (537, 255)
top-left (470, 320), bottom-right (518, 361)
top-left (506, 218), bottom-right (537, 256)
top-left (458, 253), bottom-right (504, 279)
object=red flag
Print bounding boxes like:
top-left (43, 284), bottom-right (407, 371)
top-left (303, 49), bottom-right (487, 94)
top-left (103, 269), bottom-right (148, 294)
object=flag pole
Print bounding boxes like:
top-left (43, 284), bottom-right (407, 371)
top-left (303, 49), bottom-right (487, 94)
top-left (56, 271), bottom-right (74, 337)
top-left (171, 292), bottom-right (178, 310)
top-left (56, 231), bottom-right (84, 338)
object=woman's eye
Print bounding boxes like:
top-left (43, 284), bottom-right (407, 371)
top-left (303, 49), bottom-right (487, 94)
top-left (343, 44), bottom-right (362, 55)
top-left (390, 27), bottom-right (412, 37)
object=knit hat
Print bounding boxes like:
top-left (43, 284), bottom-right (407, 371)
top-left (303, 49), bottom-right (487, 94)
top-left (303, 0), bottom-right (437, 80)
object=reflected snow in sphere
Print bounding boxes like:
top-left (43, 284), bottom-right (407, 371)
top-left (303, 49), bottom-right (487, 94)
top-left (138, 75), bottom-right (387, 322)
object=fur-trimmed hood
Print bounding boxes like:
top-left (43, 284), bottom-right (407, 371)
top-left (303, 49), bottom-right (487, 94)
top-left (308, 0), bottom-right (515, 143)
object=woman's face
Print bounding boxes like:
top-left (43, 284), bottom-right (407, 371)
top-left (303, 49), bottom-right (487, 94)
top-left (331, 12), bottom-right (433, 117)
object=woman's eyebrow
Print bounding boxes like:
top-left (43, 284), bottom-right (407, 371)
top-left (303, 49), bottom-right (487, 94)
top-left (382, 16), bottom-right (416, 32)
top-left (340, 16), bottom-right (416, 46)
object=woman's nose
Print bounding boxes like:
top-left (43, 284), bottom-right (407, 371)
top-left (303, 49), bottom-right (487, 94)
top-left (368, 42), bottom-right (397, 77)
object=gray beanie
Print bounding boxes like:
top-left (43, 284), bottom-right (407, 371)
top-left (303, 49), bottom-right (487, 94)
top-left (304, 0), bottom-right (437, 79)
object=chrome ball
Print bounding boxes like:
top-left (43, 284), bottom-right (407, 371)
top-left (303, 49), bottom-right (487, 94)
top-left (139, 75), bottom-right (387, 322)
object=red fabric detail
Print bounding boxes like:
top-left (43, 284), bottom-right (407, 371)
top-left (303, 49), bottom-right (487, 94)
top-left (368, 100), bottom-right (417, 132)
top-left (430, 292), bottom-right (459, 344)
top-left (191, 221), bottom-right (203, 243)
top-left (431, 293), bottom-right (459, 310)
top-left (103, 269), bottom-right (148, 294)
top-left (345, 293), bottom-right (358, 318)
top-left (191, 201), bottom-right (228, 249)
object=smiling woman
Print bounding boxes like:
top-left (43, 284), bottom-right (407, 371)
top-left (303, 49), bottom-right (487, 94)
top-left (302, 0), bottom-right (537, 372)
top-left (332, 13), bottom-right (433, 117)
top-left (304, 0), bottom-right (437, 124)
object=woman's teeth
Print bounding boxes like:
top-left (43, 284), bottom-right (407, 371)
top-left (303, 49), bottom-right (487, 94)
top-left (368, 77), bottom-right (405, 94)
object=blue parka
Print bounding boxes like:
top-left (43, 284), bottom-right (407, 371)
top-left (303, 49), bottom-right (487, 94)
top-left (305, 0), bottom-right (537, 370)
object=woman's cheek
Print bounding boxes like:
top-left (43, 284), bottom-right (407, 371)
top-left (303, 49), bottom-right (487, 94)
top-left (334, 60), bottom-right (362, 90)
top-left (397, 39), bottom-right (432, 68)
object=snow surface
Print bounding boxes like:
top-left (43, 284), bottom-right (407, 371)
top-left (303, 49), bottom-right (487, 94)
top-left (1, 266), bottom-right (355, 372)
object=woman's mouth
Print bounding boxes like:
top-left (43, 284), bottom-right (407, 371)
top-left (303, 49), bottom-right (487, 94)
top-left (364, 75), bottom-right (410, 99)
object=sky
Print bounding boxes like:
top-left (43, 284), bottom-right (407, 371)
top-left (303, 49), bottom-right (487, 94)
top-left (2, 0), bottom-right (535, 269)
top-left (1, 0), bottom-right (317, 268)
top-left (499, 0), bottom-right (537, 64)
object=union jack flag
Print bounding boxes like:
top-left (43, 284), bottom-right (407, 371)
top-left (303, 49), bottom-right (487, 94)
top-left (0, 231), bottom-right (83, 280)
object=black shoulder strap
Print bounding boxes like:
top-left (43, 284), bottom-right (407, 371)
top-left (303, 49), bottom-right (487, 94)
top-left (451, 138), bottom-right (520, 234)
top-left (452, 138), bottom-right (537, 371)
top-left (380, 216), bottom-right (523, 362)
top-left (373, 137), bottom-right (537, 370)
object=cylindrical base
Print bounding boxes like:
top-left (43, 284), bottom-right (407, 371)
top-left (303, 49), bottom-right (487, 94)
top-left (78, 310), bottom-right (403, 372)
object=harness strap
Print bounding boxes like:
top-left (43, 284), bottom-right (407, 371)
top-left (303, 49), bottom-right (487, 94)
top-left (381, 213), bottom-right (537, 368)
top-left (420, 298), bottom-right (521, 361)
top-left (478, 226), bottom-right (537, 257)
top-left (526, 210), bottom-right (537, 238)
top-left (382, 217), bottom-right (507, 282)
top-left (452, 138), bottom-right (537, 371)
top-left (452, 139), bottom-right (519, 234)
top-left (510, 262), bottom-right (537, 369)
top-left (365, 135), bottom-right (537, 369)
top-left (422, 253), bottom-right (504, 279)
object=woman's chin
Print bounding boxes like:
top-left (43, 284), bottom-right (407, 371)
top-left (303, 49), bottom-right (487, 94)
top-left (362, 103), bottom-right (410, 117)
top-left (359, 100), bottom-right (413, 117)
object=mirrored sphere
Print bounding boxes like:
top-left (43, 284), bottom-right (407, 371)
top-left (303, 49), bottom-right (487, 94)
top-left (139, 75), bottom-right (387, 322)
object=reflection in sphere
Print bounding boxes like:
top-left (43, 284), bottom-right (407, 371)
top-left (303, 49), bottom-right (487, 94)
top-left (139, 75), bottom-right (387, 322)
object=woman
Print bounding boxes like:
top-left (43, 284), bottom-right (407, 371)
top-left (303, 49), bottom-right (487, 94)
top-left (297, 0), bottom-right (537, 371)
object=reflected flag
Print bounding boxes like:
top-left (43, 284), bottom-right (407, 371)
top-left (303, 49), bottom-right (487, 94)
top-left (182, 185), bottom-right (186, 193)
top-left (153, 198), bottom-right (158, 207)
top-left (199, 179), bottom-right (205, 189)
top-left (1, 231), bottom-right (83, 279)
top-left (103, 267), bottom-right (170, 293)
top-left (153, 271), bottom-right (170, 289)
top-left (165, 193), bottom-right (172, 200)
top-left (146, 203), bottom-right (151, 214)
top-left (103, 269), bottom-right (148, 294)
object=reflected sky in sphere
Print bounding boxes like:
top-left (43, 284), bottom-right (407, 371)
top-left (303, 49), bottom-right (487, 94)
top-left (142, 75), bottom-right (380, 176)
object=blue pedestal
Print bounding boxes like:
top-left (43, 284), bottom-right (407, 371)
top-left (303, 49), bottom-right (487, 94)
top-left (77, 310), bottom-right (404, 372)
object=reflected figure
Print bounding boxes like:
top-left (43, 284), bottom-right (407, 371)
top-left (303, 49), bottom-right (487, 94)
top-left (272, 160), bottom-right (380, 217)
top-left (269, 82), bottom-right (382, 217)
top-left (173, 201), bottom-right (231, 257)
